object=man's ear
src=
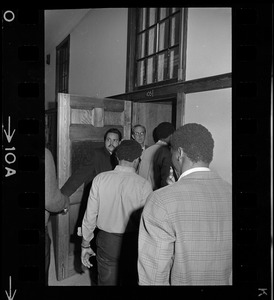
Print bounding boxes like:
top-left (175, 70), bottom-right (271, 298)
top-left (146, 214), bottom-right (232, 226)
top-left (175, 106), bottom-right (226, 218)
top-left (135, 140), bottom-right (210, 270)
top-left (133, 157), bottom-right (140, 168)
top-left (178, 147), bottom-right (184, 161)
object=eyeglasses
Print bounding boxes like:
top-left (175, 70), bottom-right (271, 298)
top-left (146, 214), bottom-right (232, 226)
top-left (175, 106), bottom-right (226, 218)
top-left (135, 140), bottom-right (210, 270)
top-left (133, 131), bottom-right (145, 136)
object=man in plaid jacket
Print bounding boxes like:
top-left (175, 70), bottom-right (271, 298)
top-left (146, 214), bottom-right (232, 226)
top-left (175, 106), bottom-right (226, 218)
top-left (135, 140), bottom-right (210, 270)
top-left (138, 123), bottom-right (232, 285)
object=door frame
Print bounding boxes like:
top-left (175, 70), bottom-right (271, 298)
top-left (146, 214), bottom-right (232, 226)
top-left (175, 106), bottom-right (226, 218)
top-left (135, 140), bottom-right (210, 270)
top-left (110, 72), bottom-right (231, 128)
top-left (139, 97), bottom-right (178, 129)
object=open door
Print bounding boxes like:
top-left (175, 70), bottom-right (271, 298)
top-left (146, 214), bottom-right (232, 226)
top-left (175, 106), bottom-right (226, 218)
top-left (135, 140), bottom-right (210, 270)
top-left (132, 99), bottom-right (176, 146)
top-left (53, 93), bottom-right (131, 280)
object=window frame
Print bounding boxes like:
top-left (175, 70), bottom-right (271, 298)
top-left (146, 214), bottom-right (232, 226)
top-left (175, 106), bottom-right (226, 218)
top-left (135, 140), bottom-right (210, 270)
top-left (114, 8), bottom-right (231, 129)
top-left (126, 8), bottom-right (186, 92)
top-left (55, 35), bottom-right (70, 100)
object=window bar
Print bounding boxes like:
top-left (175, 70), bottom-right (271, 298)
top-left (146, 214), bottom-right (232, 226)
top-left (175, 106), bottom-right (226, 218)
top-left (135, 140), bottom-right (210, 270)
top-left (134, 9), bottom-right (140, 87)
top-left (156, 23), bottom-right (159, 54)
top-left (155, 22), bottom-right (159, 82)
top-left (178, 8), bottom-right (186, 81)
top-left (166, 13), bottom-right (171, 81)
top-left (144, 8), bottom-right (149, 85)
top-left (144, 32), bottom-right (147, 85)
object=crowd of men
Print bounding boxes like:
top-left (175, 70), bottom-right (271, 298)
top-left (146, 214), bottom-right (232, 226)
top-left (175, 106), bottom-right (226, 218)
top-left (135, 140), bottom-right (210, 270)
top-left (45, 122), bottom-right (232, 286)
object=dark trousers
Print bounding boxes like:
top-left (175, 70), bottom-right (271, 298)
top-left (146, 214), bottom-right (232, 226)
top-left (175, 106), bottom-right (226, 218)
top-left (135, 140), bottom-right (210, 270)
top-left (96, 230), bottom-right (138, 286)
top-left (45, 226), bottom-right (51, 286)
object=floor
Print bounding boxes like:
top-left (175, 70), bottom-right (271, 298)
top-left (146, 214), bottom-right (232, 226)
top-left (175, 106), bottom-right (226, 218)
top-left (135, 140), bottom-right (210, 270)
top-left (48, 219), bottom-right (92, 286)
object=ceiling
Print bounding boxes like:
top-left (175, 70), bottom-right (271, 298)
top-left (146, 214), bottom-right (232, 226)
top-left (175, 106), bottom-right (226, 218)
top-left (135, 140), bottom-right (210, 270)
top-left (45, 9), bottom-right (91, 54)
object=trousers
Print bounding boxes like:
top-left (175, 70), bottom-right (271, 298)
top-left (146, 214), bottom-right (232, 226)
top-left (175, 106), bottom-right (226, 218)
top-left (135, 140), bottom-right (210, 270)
top-left (96, 230), bottom-right (138, 286)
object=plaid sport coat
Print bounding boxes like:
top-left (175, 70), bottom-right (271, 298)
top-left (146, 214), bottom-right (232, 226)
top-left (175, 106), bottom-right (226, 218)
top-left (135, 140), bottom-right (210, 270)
top-left (138, 170), bottom-right (232, 285)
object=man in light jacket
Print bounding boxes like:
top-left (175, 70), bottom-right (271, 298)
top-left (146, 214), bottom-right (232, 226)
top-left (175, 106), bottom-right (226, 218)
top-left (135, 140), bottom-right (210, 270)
top-left (138, 123), bottom-right (232, 285)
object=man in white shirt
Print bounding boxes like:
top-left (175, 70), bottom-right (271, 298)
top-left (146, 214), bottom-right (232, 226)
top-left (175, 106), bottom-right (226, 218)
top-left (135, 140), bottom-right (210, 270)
top-left (81, 140), bottom-right (152, 285)
top-left (138, 122), bottom-right (175, 190)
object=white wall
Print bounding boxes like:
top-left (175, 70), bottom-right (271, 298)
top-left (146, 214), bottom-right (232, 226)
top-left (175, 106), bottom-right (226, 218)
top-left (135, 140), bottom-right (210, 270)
top-left (45, 8), bottom-right (128, 109)
top-left (185, 88), bottom-right (232, 184)
top-left (69, 8), bottom-right (128, 98)
top-left (186, 8), bottom-right (231, 80)
top-left (184, 8), bottom-right (232, 184)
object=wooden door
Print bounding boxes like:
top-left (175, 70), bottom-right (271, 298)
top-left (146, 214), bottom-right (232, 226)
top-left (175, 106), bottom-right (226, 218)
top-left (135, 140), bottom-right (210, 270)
top-left (132, 99), bottom-right (176, 146)
top-left (53, 93), bottom-right (131, 280)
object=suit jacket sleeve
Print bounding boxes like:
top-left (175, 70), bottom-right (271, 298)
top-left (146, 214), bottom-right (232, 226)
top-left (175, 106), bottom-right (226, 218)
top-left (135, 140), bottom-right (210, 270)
top-left (138, 192), bottom-right (175, 285)
top-left (61, 161), bottom-right (96, 197)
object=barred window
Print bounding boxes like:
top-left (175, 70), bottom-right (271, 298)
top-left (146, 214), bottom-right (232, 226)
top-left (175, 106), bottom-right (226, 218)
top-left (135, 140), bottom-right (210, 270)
top-left (56, 35), bottom-right (70, 96)
top-left (135, 8), bottom-right (181, 88)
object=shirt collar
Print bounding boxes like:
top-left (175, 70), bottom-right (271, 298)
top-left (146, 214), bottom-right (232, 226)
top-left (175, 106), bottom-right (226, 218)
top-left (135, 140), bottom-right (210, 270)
top-left (178, 167), bottom-right (210, 181)
top-left (115, 165), bottom-right (136, 173)
top-left (156, 140), bottom-right (168, 146)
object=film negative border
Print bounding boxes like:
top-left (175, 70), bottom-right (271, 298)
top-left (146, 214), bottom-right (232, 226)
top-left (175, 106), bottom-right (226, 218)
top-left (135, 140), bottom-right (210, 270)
top-left (2, 8), bottom-right (45, 298)
top-left (1, 5), bottom-right (272, 300)
top-left (232, 4), bottom-right (272, 299)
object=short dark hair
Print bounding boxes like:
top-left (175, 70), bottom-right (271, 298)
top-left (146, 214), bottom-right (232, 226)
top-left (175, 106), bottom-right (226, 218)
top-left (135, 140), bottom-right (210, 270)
top-left (171, 123), bottom-right (214, 164)
top-left (115, 140), bottom-right (142, 162)
top-left (155, 122), bottom-right (175, 140)
top-left (104, 128), bottom-right (122, 141)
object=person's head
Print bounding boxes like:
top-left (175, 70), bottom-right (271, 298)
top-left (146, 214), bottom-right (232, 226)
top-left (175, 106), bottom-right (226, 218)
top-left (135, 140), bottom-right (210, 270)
top-left (104, 128), bottom-right (122, 154)
top-left (170, 123), bottom-right (214, 176)
top-left (132, 124), bottom-right (146, 146)
top-left (115, 140), bottom-right (143, 170)
top-left (155, 122), bottom-right (175, 143)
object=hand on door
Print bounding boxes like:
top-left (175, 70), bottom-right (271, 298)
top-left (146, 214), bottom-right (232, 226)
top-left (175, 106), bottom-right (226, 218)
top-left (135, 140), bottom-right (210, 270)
top-left (81, 247), bottom-right (96, 268)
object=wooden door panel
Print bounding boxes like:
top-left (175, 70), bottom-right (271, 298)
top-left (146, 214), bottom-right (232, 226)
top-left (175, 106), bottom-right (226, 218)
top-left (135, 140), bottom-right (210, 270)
top-left (70, 124), bottom-right (124, 141)
top-left (132, 102), bottom-right (173, 146)
top-left (70, 94), bottom-right (125, 111)
top-left (70, 140), bottom-right (103, 173)
top-left (54, 93), bottom-right (131, 281)
top-left (71, 108), bottom-right (104, 126)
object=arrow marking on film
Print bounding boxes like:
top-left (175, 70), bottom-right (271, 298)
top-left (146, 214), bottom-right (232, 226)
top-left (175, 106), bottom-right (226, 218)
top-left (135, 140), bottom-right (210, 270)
top-left (4, 116), bottom-right (16, 143)
top-left (5, 276), bottom-right (17, 300)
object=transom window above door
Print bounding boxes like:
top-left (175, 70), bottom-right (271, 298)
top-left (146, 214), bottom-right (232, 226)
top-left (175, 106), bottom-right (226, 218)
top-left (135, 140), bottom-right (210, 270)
top-left (135, 8), bottom-right (182, 88)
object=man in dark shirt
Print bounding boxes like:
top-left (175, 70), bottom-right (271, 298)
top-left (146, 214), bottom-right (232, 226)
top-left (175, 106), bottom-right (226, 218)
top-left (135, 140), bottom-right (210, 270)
top-left (61, 128), bottom-right (122, 197)
top-left (152, 122), bottom-right (176, 190)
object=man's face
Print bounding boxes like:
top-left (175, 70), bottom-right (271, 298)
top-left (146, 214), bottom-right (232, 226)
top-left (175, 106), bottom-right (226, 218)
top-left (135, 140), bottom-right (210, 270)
top-left (105, 132), bottom-right (120, 153)
top-left (132, 126), bottom-right (146, 146)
